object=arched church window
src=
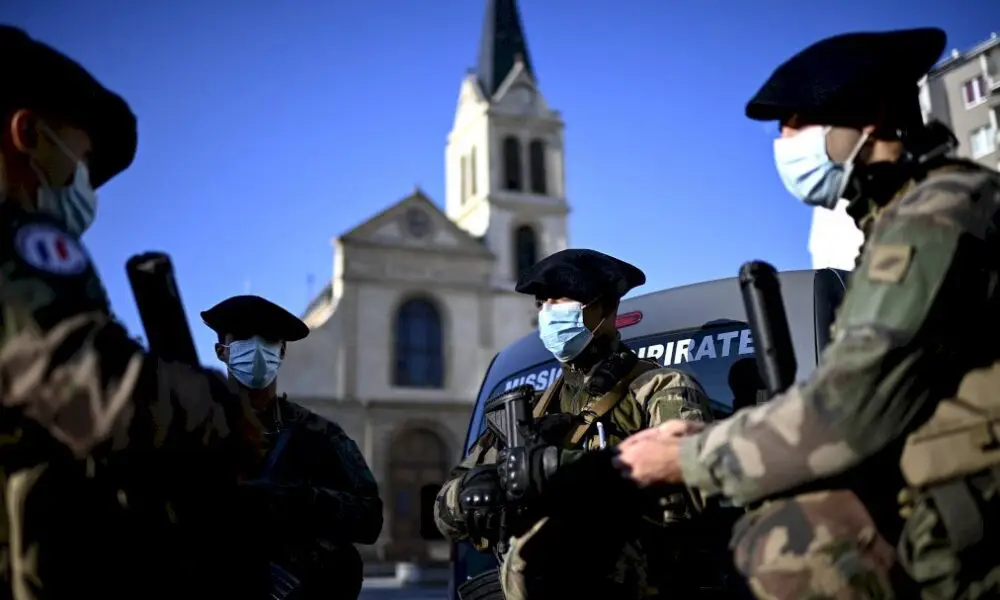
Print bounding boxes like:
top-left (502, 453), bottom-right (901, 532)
top-left (503, 136), bottom-right (523, 191)
top-left (529, 139), bottom-right (547, 195)
top-left (394, 299), bottom-right (444, 388)
top-left (514, 225), bottom-right (538, 278)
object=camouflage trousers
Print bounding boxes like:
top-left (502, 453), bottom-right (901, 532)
top-left (499, 516), bottom-right (650, 600)
top-left (730, 490), bottom-right (898, 600)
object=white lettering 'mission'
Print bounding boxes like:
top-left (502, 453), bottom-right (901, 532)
top-left (502, 329), bottom-right (754, 393)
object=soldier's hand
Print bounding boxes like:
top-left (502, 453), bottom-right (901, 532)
top-left (498, 443), bottom-right (560, 501)
top-left (458, 466), bottom-right (504, 545)
top-left (458, 465), bottom-right (504, 510)
top-left (613, 428), bottom-right (687, 487)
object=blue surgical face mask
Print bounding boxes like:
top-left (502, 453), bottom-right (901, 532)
top-left (225, 336), bottom-right (283, 389)
top-left (773, 126), bottom-right (869, 209)
top-left (33, 124), bottom-right (99, 237)
top-left (538, 301), bottom-right (596, 363)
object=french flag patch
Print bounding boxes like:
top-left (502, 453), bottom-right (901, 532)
top-left (15, 223), bottom-right (89, 276)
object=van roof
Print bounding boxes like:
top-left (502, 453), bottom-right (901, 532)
top-left (487, 268), bottom-right (844, 386)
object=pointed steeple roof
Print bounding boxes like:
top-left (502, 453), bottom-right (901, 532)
top-left (475, 0), bottom-right (534, 98)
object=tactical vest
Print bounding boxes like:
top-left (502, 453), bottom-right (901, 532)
top-left (530, 359), bottom-right (660, 447)
top-left (896, 163), bottom-right (1000, 554)
top-left (899, 360), bottom-right (1000, 546)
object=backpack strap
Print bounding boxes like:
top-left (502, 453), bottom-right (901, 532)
top-left (566, 360), bottom-right (659, 446)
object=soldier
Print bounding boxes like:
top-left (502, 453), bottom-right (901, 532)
top-left (434, 249), bottom-right (715, 599)
top-left (615, 28), bottom-right (1000, 599)
top-left (201, 294), bottom-right (383, 600)
top-left (0, 25), bottom-right (273, 599)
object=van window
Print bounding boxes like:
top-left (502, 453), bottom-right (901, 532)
top-left (466, 321), bottom-right (756, 452)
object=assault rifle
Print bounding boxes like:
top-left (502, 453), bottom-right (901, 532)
top-left (125, 252), bottom-right (199, 365)
top-left (482, 384), bottom-right (535, 553)
top-left (738, 260), bottom-right (797, 399)
top-left (454, 385), bottom-right (536, 600)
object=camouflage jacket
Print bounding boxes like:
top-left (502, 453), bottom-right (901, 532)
top-left (257, 396), bottom-right (383, 547)
top-left (680, 160), bottom-right (1000, 506)
top-left (0, 202), bottom-right (264, 598)
top-left (434, 344), bottom-right (713, 541)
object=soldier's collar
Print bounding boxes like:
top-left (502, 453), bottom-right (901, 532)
top-left (564, 336), bottom-right (638, 396)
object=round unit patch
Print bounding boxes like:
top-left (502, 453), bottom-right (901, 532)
top-left (15, 223), bottom-right (90, 276)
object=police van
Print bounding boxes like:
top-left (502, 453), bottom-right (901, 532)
top-left (421, 267), bottom-right (849, 598)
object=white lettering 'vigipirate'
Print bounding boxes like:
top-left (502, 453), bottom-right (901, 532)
top-left (502, 329), bottom-right (756, 393)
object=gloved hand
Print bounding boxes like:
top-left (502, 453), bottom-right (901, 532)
top-left (497, 442), bottom-right (561, 501)
top-left (457, 465), bottom-right (505, 546)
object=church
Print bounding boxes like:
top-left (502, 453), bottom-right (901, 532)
top-left (278, 0), bottom-right (568, 563)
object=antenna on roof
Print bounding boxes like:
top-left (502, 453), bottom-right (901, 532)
top-left (306, 273), bottom-right (316, 302)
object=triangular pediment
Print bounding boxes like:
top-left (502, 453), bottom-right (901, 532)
top-left (491, 64), bottom-right (551, 117)
top-left (339, 189), bottom-right (493, 257)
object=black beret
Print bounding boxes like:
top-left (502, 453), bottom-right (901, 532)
top-left (0, 26), bottom-right (137, 188)
top-left (746, 28), bottom-right (946, 125)
top-left (515, 249), bottom-right (646, 303)
top-left (201, 295), bottom-right (309, 343)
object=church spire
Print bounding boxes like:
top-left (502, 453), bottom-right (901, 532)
top-left (475, 0), bottom-right (534, 98)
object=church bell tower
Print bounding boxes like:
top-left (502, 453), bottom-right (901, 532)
top-left (444, 0), bottom-right (569, 289)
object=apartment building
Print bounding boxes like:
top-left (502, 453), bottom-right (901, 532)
top-left (919, 32), bottom-right (1000, 169)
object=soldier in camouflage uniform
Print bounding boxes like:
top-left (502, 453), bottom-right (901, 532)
top-left (201, 295), bottom-right (383, 599)
top-left (616, 28), bottom-right (1000, 600)
top-left (0, 26), bottom-right (290, 599)
top-left (434, 249), bottom-right (715, 599)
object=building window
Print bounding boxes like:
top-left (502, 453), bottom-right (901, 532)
top-left (970, 124), bottom-right (997, 159)
top-left (514, 225), bottom-right (538, 278)
top-left (963, 76), bottom-right (987, 108)
top-left (460, 156), bottom-right (467, 204)
top-left (470, 147), bottom-right (477, 196)
top-left (528, 139), bottom-right (547, 195)
top-left (394, 299), bottom-right (444, 388)
top-left (503, 136), bottom-right (523, 191)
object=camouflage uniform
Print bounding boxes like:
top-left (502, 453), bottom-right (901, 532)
top-left (0, 27), bottom-right (275, 600)
top-left (436, 347), bottom-right (712, 599)
top-left (435, 249), bottom-right (712, 600)
top-left (678, 28), bottom-right (1000, 600)
top-left (0, 205), bottom-right (263, 599)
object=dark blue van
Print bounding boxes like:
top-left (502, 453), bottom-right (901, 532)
top-left (423, 268), bottom-right (849, 599)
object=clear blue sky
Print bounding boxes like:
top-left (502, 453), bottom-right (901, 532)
top-left (3, 0), bottom-right (990, 367)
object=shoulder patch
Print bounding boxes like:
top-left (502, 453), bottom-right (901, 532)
top-left (14, 223), bottom-right (89, 276)
top-left (867, 243), bottom-right (913, 284)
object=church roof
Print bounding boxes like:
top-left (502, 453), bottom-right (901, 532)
top-left (476, 0), bottom-right (535, 98)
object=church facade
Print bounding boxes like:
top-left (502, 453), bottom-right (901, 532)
top-left (279, 0), bottom-right (568, 563)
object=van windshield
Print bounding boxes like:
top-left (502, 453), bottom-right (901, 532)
top-left (467, 321), bottom-right (757, 452)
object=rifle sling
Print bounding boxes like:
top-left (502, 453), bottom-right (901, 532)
top-left (532, 376), bottom-right (563, 419)
top-left (260, 426), bottom-right (295, 480)
top-left (566, 360), bottom-right (658, 446)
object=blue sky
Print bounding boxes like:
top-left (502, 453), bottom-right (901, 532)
top-left (4, 0), bottom-right (990, 366)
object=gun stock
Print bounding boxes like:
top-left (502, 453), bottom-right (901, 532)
top-left (739, 261), bottom-right (797, 398)
top-left (126, 252), bottom-right (200, 366)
